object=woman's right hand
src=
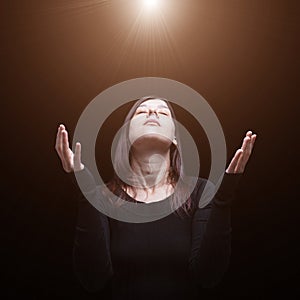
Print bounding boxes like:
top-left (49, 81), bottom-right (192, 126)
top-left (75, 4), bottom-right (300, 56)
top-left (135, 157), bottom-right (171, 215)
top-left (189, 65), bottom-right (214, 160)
top-left (55, 124), bottom-right (84, 173)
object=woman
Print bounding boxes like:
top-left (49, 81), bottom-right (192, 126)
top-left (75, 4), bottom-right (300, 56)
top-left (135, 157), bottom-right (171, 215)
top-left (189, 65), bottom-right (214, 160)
top-left (55, 96), bottom-right (256, 299)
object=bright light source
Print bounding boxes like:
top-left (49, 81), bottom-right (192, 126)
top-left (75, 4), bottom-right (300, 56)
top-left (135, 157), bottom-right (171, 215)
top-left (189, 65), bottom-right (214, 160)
top-left (143, 0), bottom-right (159, 9)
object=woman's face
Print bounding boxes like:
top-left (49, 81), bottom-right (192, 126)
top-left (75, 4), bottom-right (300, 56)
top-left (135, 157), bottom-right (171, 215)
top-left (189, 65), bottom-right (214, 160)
top-left (128, 99), bottom-right (176, 148)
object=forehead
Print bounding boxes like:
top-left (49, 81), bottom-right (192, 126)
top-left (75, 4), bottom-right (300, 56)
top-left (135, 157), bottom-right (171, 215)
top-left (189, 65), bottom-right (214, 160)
top-left (138, 99), bottom-right (169, 108)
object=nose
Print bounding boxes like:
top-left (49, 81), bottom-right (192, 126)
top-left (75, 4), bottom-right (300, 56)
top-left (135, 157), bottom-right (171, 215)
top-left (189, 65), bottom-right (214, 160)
top-left (147, 108), bottom-right (159, 118)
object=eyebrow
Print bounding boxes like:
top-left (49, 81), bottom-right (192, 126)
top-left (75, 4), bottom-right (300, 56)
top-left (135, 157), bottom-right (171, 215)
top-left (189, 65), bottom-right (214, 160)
top-left (138, 104), bottom-right (170, 109)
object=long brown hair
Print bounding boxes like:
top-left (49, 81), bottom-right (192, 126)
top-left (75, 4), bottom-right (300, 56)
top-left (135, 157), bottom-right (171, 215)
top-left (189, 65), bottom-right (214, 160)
top-left (107, 96), bottom-right (194, 217)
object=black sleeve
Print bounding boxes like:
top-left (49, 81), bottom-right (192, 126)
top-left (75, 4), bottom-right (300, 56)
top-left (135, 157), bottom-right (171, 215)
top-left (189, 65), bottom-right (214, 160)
top-left (72, 168), bottom-right (113, 292)
top-left (189, 173), bottom-right (242, 288)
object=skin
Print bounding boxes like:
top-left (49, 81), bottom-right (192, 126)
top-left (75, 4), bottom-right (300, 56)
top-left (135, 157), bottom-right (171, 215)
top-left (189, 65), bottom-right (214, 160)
top-left (128, 99), bottom-right (176, 193)
top-left (225, 130), bottom-right (257, 174)
top-left (55, 124), bottom-right (84, 173)
top-left (55, 99), bottom-right (257, 200)
top-left (129, 99), bottom-right (176, 149)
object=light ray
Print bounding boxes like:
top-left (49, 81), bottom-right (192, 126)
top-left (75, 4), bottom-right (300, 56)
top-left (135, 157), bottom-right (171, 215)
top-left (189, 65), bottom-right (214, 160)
top-left (111, 1), bottom-right (180, 74)
top-left (143, 0), bottom-right (160, 10)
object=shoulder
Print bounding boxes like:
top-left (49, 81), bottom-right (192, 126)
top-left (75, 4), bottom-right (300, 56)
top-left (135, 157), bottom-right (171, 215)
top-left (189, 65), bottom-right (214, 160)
top-left (182, 176), bottom-right (215, 211)
top-left (183, 172), bottom-right (244, 212)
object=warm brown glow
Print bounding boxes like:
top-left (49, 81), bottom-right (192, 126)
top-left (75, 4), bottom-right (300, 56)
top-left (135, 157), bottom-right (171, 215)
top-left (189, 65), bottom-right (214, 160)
top-left (142, 0), bottom-right (160, 10)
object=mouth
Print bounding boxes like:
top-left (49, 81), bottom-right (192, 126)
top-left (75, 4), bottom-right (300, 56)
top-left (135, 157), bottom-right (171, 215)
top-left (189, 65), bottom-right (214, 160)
top-left (144, 119), bottom-right (161, 126)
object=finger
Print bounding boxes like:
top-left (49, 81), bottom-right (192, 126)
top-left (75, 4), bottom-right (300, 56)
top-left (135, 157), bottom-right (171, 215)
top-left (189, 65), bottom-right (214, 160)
top-left (55, 127), bottom-right (68, 172)
top-left (246, 130), bottom-right (252, 138)
top-left (61, 129), bottom-right (75, 172)
top-left (55, 124), bottom-right (73, 172)
top-left (250, 134), bottom-right (257, 151)
top-left (246, 131), bottom-right (257, 150)
top-left (236, 134), bottom-right (257, 172)
top-left (244, 132), bottom-right (257, 155)
top-left (226, 149), bottom-right (243, 173)
top-left (55, 125), bottom-right (63, 154)
top-left (236, 145), bottom-right (251, 172)
top-left (235, 151), bottom-right (246, 173)
top-left (55, 134), bottom-right (67, 171)
top-left (56, 124), bottom-right (66, 148)
top-left (62, 129), bottom-right (70, 155)
top-left (241, 135), bottom-right (251, 151)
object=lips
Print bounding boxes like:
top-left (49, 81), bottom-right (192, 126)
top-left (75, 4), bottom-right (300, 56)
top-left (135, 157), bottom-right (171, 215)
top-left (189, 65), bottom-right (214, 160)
top-left (143, 119), bottom-right (161, 126)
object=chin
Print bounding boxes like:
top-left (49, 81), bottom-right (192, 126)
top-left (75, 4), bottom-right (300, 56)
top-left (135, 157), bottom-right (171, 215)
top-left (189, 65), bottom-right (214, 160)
top-left (131, 134), bottom-right (173, 150)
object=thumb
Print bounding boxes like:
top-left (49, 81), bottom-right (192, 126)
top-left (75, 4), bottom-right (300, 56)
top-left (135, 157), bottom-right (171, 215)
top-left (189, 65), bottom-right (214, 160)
top-left (74, 142), bottom-right (84, 172)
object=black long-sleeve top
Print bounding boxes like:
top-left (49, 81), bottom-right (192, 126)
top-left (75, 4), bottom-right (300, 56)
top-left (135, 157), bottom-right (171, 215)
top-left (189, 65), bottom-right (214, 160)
top-left (73, 169), bottom-right (241, 299)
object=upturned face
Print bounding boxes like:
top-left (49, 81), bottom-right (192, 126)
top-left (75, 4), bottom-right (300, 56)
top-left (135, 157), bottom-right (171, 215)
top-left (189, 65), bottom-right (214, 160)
top-left (128, 99), bottom-right (176, 148)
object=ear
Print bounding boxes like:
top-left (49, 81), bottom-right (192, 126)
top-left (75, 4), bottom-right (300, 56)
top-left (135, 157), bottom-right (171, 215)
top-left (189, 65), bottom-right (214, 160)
top-left (172, 137), bottom-right (177, 146)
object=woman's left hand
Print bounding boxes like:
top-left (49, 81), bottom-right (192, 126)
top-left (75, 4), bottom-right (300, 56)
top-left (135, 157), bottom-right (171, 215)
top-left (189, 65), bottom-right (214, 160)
top-left (226, 131), bottom-right (257, 174)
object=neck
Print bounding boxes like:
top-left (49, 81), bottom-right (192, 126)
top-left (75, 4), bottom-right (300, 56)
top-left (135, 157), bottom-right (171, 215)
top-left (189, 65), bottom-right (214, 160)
top-left (130, 147), bottom-right (171, 190)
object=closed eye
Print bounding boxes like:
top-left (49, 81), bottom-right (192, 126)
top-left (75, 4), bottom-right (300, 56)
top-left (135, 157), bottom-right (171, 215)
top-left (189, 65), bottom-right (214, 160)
top-left (135, 109), bottom-right (148, 115)
top-left (158, 110), bottom-right (171, 116)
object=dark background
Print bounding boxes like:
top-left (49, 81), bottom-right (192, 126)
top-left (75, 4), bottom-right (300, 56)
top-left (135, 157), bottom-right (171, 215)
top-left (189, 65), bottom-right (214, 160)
top-left (1, 0), bottom-right (299, 299)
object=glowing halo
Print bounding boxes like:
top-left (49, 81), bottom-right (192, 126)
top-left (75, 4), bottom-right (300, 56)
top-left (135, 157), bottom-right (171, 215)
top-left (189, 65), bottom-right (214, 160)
top-left (143, 0), bottom-right (160, 10)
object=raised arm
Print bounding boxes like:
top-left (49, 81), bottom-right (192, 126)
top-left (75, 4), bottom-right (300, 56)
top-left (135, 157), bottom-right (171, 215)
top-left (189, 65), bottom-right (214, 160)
top-left (74, 187), bottom-right (113, 292)
top-left (189, 131), bottom-right (257, 287)
top-left (189, 174), bottom-right (241, 288)
top-left (55, 124), bottom-right (113, 292)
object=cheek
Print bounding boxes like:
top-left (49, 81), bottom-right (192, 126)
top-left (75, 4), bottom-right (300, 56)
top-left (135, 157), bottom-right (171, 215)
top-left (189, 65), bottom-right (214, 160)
top-left (129, 118), bottom-right (142, 143)
top-left (129, 116), bottom-right (142, 130)
top-left (163, 119), bottom-right (175, 136)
